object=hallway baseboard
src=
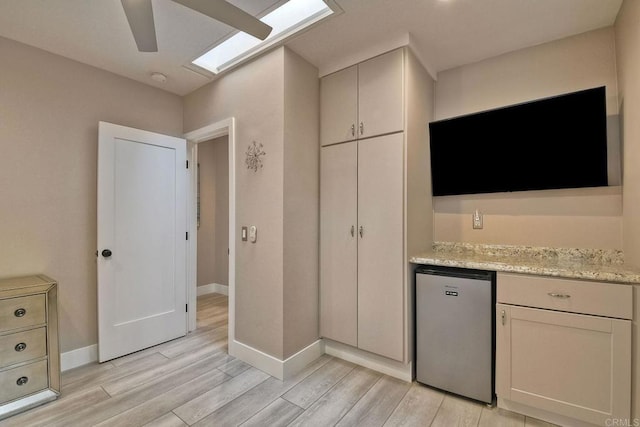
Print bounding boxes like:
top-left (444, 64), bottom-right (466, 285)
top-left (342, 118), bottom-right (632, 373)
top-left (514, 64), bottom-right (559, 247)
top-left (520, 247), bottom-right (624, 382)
top-left (197, 283), bottom-right (229, 296)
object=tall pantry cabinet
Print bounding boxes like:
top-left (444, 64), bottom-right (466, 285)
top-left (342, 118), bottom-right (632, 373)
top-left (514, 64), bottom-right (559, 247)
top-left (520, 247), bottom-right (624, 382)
top-left (320, 47), bottom-right (434, 364)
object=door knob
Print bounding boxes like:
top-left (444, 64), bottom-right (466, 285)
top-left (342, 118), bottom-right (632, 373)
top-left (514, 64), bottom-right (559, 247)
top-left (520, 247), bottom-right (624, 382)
top-left (101, 249), bottom-right (113, 258)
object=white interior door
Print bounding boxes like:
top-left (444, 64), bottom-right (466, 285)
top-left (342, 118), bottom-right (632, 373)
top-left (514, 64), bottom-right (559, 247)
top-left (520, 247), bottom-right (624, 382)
top-left (98, 121), bottom-right (187, 362)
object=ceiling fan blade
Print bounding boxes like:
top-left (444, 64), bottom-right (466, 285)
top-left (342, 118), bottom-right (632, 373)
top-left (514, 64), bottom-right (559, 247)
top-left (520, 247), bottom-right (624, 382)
top-left (121, 0), bottom-right (158, 52)
top-left (172, 0), bottom-right (273, 40)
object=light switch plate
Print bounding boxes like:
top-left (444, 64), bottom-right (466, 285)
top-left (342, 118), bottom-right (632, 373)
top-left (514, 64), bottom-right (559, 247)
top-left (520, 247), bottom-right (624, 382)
top-left (473, 209), bottom-right (483, 229)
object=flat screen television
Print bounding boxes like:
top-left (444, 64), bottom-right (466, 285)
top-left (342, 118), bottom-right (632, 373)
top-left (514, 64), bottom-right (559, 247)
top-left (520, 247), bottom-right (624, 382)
top-left (428, 86), bottom-right (608, 197)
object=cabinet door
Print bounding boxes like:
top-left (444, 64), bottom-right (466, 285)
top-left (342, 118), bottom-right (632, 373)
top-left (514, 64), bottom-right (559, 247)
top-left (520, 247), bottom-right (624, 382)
top-left (357, 133), bottom-right (404, 361)
top-left (496, 303), bottom-right (631, 425)
top-left (320, 65), bottom-right (358, 146)
top-left (358, 49), bottom-right (404, 140)
top-left (320, 142), bottom-right (358, 346)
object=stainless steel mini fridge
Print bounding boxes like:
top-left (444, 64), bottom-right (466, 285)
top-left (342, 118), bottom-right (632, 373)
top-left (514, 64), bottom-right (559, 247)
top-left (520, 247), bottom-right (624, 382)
top-left (415, 266), bottom-right (495, 404)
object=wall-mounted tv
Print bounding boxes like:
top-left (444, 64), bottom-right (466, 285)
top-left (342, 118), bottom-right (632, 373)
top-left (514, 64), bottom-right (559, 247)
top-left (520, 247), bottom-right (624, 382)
top-left (428, 87), bottom-right (608, 197)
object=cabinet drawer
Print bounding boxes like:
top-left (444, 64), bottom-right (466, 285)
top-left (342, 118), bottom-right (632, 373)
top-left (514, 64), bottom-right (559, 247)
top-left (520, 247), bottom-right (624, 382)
top-left (0, 295), bottom-right (46, 332)
top-left (497, 272), bottom-right (632, 319)
top-left (0, 359), bottom-right (48, 404)
top-left (0, 327), bottom-right (47, 368)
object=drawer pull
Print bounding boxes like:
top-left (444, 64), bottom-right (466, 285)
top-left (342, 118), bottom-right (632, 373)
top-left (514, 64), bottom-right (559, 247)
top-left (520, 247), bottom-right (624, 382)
top-left (15, 342), bottom-right (27, 352)
top-left (14, 308), bottom-right (26, 317)
top-left (16, 376), bottom-right (28, 386)
top-left (548, 292), bottom-right (571, 299)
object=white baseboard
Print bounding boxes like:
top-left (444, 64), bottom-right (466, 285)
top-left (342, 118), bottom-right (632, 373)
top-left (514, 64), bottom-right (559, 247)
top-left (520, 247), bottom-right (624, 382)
top-left (230, 339), bottom-right (323, 380)
top-left (197, 283), bottom-right (229, 296)
top-left (323, 339), bottom-right (413, 382)
top-left (283, 340), bottom-right (325, 379)
top-left (498, 398), bottom-right (595, 427)
top-left (61, 344), bottom-right (98, 372)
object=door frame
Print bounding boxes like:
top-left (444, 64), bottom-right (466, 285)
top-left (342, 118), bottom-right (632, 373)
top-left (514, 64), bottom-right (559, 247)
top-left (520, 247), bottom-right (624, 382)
top-left (184, 117), bottom-right (236, 354)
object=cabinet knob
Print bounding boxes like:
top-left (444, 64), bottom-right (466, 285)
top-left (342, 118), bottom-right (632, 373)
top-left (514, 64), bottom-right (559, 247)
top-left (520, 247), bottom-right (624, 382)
top-left (351, 124), bottom-right (355, 137)
top-left (15, 342), bottom-right (27, 352)
top-left (14, 308), bottom-right (26, 317)
top-left (16, 376), bottom-right (28, 386)
top-left (102, 249), bottom-right (113, 258)
top-left (350, 225), bottom-right (355, 237)
top-left (359, 122), bottom-right (364, 135)
top-left (501, 309), bottom-right (506, 325)
top-left (359, 226), bottom-right (364, 238)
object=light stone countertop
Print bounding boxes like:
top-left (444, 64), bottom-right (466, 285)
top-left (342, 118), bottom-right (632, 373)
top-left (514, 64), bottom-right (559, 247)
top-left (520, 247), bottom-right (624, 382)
top-left (410, 242), bottom-right (640, 285)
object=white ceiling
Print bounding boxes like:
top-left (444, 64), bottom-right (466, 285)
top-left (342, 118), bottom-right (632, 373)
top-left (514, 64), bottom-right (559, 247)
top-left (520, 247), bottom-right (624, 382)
top-left (0, 0), bottom-right (623, 96)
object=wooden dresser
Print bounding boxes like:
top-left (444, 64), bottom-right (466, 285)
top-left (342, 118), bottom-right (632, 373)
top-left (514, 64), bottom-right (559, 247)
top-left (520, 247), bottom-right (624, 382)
top-left (0, 275), bottom-right (60, 420)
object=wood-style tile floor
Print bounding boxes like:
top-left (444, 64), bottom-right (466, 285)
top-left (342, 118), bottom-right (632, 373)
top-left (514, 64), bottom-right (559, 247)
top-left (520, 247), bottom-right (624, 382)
top-left (0, 293), bottom-right (558, 426)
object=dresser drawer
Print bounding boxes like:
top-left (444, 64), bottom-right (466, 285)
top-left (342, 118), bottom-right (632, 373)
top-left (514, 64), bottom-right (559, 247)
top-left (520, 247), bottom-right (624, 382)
top-left (0, 295), bottom-right (46, 332)
top-left (0, 360), bottom-right (48, 404)
top-left (0, 327), bottom-right (47, 368)
top-left (497, 272), bottom-right (632, 319)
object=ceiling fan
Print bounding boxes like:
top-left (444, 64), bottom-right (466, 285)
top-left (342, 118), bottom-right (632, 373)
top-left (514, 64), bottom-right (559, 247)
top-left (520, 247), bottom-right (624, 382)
top-left (121, 0), bottom-right (273, 52)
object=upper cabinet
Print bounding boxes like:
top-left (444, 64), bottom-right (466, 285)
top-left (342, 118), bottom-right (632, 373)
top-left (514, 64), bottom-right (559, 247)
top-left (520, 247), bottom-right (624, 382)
top-left (358, 49), bottom-right (404, 140)
top-left (320, 49), bottom-right (404, 146)
top-left (320, 65), bottom-right (358, 145)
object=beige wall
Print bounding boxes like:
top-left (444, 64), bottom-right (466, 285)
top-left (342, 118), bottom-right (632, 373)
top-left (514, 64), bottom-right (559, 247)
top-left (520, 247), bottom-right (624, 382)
top-left (185, 48), bottom-right (286, 358)
top-left (197, 136), bottom-right (229, 288)
top-left (185, 47), bottom-right (319, 361)
top-left (433, 28), bottom-right (622, 249)
top-left (283, 49), bottom-right (320, 359)
top-left (616, 0), bottom-right (640, 268)
top-left (614, 0), bottom-right (640, 419)
top-left (0, 37), bottom-right (183, 352)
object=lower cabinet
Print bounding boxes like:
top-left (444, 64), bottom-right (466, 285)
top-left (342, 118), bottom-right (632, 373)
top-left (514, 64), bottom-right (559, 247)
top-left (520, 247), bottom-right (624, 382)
top-left (496, 273), bottom-right (632, 426)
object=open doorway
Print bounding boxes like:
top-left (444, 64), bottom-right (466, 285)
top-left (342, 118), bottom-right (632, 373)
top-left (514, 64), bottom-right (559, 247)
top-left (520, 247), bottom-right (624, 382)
top-left (184, 118), bottom-right (236, 355)
top-left (196, 136), bottom-right (229, 296)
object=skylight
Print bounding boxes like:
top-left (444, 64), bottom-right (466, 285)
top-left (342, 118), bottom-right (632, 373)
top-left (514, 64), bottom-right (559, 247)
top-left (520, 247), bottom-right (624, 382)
top-left (192, 0), bottom-right (334, 75)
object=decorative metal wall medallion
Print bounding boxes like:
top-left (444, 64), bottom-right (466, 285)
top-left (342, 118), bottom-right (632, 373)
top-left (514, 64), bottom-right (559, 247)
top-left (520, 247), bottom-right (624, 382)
top-left (245, 141), bottom-right (266, 172)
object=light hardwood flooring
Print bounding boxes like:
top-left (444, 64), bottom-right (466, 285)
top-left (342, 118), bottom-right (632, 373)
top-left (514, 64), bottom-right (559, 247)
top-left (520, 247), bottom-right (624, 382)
top-left (1, 293), bottom-right (558, 427)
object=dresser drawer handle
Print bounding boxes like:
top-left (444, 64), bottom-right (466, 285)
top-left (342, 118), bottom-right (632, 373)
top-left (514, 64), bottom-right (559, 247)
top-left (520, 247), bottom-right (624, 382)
top-left (15, 342), bottom-right (27, 352)
top-left (16, 376), bottom-right (28, 386)
top-left (548, 292), bottom-right (571, 299)
top-left (14, 308), bottom-right (26, 317)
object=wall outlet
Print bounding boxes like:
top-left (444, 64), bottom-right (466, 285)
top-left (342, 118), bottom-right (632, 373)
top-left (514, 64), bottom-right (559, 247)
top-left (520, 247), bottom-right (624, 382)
top-left (473, 209), bottom-right (483, 229)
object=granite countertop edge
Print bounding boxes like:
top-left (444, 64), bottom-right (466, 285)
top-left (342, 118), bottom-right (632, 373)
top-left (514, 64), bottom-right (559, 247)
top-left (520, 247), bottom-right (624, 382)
top-left (410, 252), bottom-right (640, 285)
